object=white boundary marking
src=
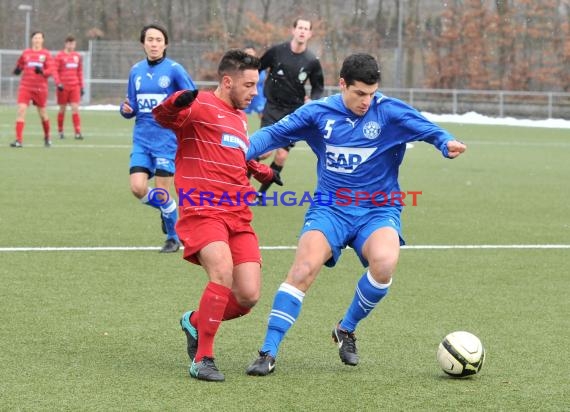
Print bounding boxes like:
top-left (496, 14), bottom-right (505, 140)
top-left (0, 244), bottom-right (568, 252)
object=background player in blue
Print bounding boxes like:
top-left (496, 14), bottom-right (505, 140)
top-left (120, 24), bottom-right (195, 253)
top-left (245, 53), bottom-right (467, 376)
top-left (243, 45), bottom-right (267, 121)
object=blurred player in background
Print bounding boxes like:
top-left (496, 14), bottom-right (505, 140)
top-left (153, 49), bottom-right (282, 382)
top-left (10, 31), bottom-right (62, 148)
top-left (243, 45), bottom-right (266, 123)
top-left (255, 18), bottom-right (324, 198)
top-left (55, 35), bottom-right (84, 140)
top-left (245, 53), bottom-right (467, 376)
top-left (120, 24), bottom-right (195, 253)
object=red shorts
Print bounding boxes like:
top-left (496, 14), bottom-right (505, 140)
top-left (17, 87), bottom-right (47, 108)
top-left (177, 214), bottom-right (262, 266)
top-left (57, 87), bottom-right (81, 105)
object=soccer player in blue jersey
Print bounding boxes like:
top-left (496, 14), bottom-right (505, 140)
top-left (245, 53), bottom-right (467, 375)
top-left (120, 24), bottom-right (196, 253)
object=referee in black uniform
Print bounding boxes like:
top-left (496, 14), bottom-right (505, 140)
top-left (256, 18), bottom-right (324, 197)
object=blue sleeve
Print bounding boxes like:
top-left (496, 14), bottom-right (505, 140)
top-left (390, 100), bottom-right (455, 157)
top-left (173, 64), bottom-right (196, 91)
top-left (120, 70), bottom-right (137, 119)
top-left (247, 105), bottom-right (315, 160)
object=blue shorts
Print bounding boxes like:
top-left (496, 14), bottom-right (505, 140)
top-left (299, 204), bottom-right (405, 268)
top-left (129, 142), bottom-right (175, 178)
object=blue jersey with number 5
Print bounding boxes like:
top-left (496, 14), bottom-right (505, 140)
top-left (247, 92), bottom-right (456, 208)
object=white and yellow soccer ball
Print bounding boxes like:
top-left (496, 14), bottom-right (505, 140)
top-left (437, 331), bottom-right (485, 377)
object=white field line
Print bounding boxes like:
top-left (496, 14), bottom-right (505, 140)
top-left (0, 244), bottom-right (569, 253)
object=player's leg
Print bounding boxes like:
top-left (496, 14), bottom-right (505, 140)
top-left (56, 88), bottom-right (66, 139)
top-left (190, 240), bottom-right (235, 382)
top-left (70, 89), bottom-right (82, 139)
top-left (154, 158), bottom-right (179, 253)
top-left (224, 229), bottom-right (262, 320)
top-left (11, 102), bottom-right (28, 147)
top-left (246, 230), bottom-right (332, 376)
top-left (334, 224), bottom-right (400, 366)
top-left (37, 105), bottom-right (51, 147)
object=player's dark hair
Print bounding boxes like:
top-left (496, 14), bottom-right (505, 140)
top-left (293, 18), bottom-right (312, 30)
top-left (218, 49), bottom-right (260, 77)
top-left (139, 24), bottom-right (169, 45)
top-left (31, 31), bottom-right (44, 39)
top-left (65, 35), bottom-right (75, 43)
top-left (340, 53), bottom-right (381, 86)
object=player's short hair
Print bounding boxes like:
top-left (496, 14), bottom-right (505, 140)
top-left (139, 24), bottom-right (169, 45)
top-left (31, 31), bottom-right (44, 39)
top-left (218, 49), bottom-right (260, 78)
top-left (293, 18), bottom-right (312, 30)
top-left (340, 53), bottom-right (381, 86)
top-left (65, 35), bottom-right (75, 43)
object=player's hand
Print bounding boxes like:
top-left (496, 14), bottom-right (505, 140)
top-left (80, 88), bottom-right (85, 97)
top-left (174, 89), bottom-right (199, 108)
top-left (57, 84), bottom-right (64, 91)
top-left (13, 67), bottom-right (22, 75)
top-left (446, 140), bottom-right (467, 159)
top-left (121, 99), bottom-right (133, 114)
top-left (271, 169), bottom-right (283, 186)
top-left (34, 66), bottom-right (43, 75)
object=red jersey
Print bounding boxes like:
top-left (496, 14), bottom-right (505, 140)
top-left (153, 90), bottom-right (274, 220)
top-left (14, 48), bottom-right (59, 91)
top-left (55, 50), bottom-right (83, 88)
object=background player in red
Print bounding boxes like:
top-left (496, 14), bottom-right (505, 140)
top-left (152, 49), bottom-right (282, 382)
top-left (55, 35), bottom-right (84, 140)
top-left (10, 31), bottom-right (62, 148)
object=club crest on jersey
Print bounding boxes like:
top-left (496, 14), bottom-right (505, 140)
top-left (325, 145), bottom-right (375, 174)
top-left (363, 121), bottom-right (381, 139)
top-left (221, 133), bottom-right (247, 152)
top-left (298, 69), bottom-right (308, 82)
top-left (158, 75), bottom-right (171, 88)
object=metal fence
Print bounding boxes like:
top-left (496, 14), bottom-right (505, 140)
top-left (1, 45), bottom-right (569, 120)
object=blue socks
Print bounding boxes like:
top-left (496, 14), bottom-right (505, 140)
top-left (261, 283), bottom-right (305, 358)
top-left (160, 198), bottom-right (179, 241)
top-left (140, 188), bottom-right (179, 242)
top-left (340, 271), bottom-right (391, 332)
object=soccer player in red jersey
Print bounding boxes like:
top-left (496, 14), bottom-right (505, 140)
top-left (55, 35), bottom-right (84, 140)
top-left (153, 49), bottom-right (282, 382)
top-left (10, 31), bottom-right (62, 148)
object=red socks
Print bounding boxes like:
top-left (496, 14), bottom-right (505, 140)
top-left (189, 283), bottom-right (252, 362)
top-left (15, 121), bottom-right (24, 142)
top-left (194, 282), bottom-right (231, 362)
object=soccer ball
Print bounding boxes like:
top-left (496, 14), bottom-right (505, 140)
top-left (437, 331), bottom-right (485, 377)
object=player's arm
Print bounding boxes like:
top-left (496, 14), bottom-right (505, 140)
top-left (78, 54), bottom-right (84, 95)
top-left (46, 53), bottom-right (62, 86)
top-left (173, 64), bottom-right (196, 91)
top-left (247, 160), bottom-right (283, 186)
top-left (308, 59), bottom-right (325, 101)
top-left (247, 108), bottom-right (311, 161)
top-left (13, 54), bottom-right (24, 75)
top-left (152, 89), bottom-right (198, 130)
top-left (120, 74), bottom-right (138, 119)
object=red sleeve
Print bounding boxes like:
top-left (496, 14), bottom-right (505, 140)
top-left (45, 52), bottom-right (60, 84)
top-left (247, 160), bottom-right (274, 184)
top-left (152, 90), bottom-right (193, 130)
top-left (78, 54), bottom-right (84, 88)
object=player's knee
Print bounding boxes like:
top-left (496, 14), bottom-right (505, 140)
top-left (236, 291), bottom-right (260, 308)
top-left (130, 184), bottom-right (147, 199)
top-left (367, 260), bottom-right (396, 284)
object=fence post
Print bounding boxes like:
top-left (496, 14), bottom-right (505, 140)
top-left (499, 92), bottom-right (503, 117)
top-left (453, 89), bottom-right (457, 114)
top-left (548, 93), bottom-right (553, 118)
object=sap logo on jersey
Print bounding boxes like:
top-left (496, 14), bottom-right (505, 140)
top-left (325, 145), bottom-right (375, 174)
top-left (137, 93), bottom-right (167, 113)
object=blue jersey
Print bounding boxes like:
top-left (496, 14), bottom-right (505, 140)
top-left (247, 92), bottom-right (456, 208)
top-left (121, 57), bottom-right (195, 153)
top-left (244, 70), bottom-right (267, 115)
